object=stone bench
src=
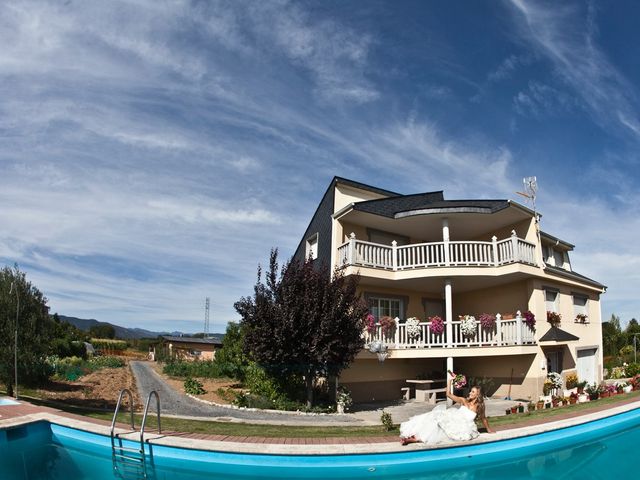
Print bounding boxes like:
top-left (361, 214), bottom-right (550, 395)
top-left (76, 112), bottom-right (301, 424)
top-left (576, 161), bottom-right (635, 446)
top-left (416, 387), bottom-right (447, 404)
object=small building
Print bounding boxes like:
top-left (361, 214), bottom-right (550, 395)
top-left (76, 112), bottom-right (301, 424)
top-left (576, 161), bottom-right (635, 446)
top-left (154, 336), bottom-right (223, 361)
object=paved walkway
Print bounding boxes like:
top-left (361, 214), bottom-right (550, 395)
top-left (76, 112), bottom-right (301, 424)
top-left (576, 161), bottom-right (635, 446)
top-left (129, 361), bottom-right (360, 424)
top-left (131, 361), bottom-right (520, 426)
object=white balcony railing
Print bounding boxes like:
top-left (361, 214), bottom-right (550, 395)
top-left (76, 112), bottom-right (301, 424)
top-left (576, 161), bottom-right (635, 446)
top-left (363, 312), bottom-right (536, 350)
top-left (337, 231), bottom-right (538, 271)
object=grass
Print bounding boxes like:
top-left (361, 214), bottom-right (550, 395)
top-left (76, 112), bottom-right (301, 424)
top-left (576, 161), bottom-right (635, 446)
top-left (4, 386), bottom-right (639, 438)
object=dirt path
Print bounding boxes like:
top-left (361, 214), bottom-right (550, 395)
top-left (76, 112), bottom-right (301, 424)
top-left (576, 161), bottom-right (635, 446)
top-left (129, 361), bottom-right (360, 424)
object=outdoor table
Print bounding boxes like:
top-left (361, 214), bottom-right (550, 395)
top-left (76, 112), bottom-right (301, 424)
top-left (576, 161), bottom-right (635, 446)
top-left (406, 379), bottom-right (447, 403)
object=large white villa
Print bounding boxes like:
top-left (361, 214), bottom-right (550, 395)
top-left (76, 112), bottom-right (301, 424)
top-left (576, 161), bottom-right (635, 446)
top-left (294, 177), bottom-right (606, 403)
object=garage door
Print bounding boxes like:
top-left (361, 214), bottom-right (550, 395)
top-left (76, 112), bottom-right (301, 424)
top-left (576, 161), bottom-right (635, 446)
top-left (577, 348), bottom-right (597, 384)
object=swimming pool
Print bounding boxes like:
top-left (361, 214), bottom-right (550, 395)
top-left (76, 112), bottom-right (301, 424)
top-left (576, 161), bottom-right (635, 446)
top-left (1, 408), bottom-right (638, 479)
top-left (0, 397), bottom-right (20, 406)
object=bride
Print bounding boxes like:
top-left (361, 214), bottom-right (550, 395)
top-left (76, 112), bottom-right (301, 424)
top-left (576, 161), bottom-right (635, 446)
top-left (400, 378), bottom-right (496, 445)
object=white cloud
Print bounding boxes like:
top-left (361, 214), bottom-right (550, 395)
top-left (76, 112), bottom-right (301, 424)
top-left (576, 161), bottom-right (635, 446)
top-left (507, 0), bottom-right (640, 139)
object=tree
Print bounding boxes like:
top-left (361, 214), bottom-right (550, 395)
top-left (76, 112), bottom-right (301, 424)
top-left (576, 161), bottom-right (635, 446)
top-left (215, 321), bottom-right (249, 380)
top-left (0, 266), bottom-right (52, 396)
top-left (89, 323), bottom-right (116, 339)
top-left (49, 312), bottom-right (88, 358)
top-left (235, 250), bottom-right (367, 408)
top-left (602, 314), bottom-right (626, 357)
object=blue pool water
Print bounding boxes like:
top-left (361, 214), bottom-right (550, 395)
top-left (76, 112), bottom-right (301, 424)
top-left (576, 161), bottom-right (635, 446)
top-left (0, 397), bottom-right (20, 406)
top-left (0, 409), bottom-right (638, 479)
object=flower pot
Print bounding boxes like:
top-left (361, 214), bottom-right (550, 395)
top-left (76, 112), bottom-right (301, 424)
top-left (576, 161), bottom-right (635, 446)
top-left (623, 385), bottom-right (633, 394)
top-left (578, 394), bottom-right (588, 403)
top-left (511, 407), bottom-right (518, 414)
top-left (518, 405), bottom-right (524, 413)
top-left (544, 403), bottom-right (551, 409)
top-left (505, 409), bottom-right (511, 415)
top-left (336, 403), bottom-right (345, 414)
top-left (569, 398), bottom-right (577, 405)
top-left (601, 391), bottom-right (609, 398)
top-left (589, 393), bottom-right (599, 401)
top-left (577, 387), bottom-right (584, 394)
top-left (536, 401), bottom-right (544, 410)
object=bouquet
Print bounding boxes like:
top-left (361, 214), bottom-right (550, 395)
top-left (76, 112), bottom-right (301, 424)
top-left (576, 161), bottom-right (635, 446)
top-left (448, 370), bottom-right (467, 390)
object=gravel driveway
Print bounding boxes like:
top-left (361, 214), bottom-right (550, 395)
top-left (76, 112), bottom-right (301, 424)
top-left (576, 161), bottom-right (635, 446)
top-left (129, 361), bottom-right (360, 424)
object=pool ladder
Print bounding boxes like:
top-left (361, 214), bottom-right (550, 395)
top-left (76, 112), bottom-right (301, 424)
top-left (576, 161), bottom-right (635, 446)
top-left (110, 389), bottom-right (161, 480)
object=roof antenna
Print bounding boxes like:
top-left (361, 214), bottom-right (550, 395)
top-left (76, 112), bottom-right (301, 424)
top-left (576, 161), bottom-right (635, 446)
top-left (516, 177), bottom-right (543, 267)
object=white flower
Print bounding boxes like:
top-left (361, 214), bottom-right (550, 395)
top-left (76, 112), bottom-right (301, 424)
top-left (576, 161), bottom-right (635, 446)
top-left (405, 317), bottom-right (422, 339)
top-left (460, 315), bottom-right (477, 337)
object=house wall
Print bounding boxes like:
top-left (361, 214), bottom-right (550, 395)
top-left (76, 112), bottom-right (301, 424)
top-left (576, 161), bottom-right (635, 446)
top-left (340, 358), bottom-right (444, 402)
top-left (165, 342), bottom-right (217, 361)
top-left (454, 280), bottom-right (529, 318)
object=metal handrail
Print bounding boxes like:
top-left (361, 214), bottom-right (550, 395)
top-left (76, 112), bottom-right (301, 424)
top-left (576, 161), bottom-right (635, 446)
top-left (110, 388), bottom-right (135, 440)
top-left (140, 390), bottom-right (161, 453)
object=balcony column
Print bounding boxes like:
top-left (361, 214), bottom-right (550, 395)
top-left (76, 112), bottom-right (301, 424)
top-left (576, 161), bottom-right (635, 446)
top-left (516, 310), bottom-right (523, 345)
top-left (442, 218), bottom-right (450, 266)
top-left (446, 356), bottom-right (454, 406)
top-left (391, 240), bottom-right (398, 271)
top-left (511, 230), bottom-right (519, 263)
top-left (445, 279), bottom-right (453, 348)
top-left (348, 232), bottom-right (356, 265)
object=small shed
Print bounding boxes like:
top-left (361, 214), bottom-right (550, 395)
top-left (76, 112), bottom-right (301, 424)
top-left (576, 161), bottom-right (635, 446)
top-left (155, 335), bottom-right (223, 361)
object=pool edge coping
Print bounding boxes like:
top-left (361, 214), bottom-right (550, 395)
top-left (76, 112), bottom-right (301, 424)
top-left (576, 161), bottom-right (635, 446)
top-left (1, 400), bottom-right (639, 455)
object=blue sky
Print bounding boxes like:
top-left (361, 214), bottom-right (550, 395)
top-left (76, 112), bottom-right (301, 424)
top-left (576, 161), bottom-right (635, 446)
top-left (1, 0), bottom-right (639, 332)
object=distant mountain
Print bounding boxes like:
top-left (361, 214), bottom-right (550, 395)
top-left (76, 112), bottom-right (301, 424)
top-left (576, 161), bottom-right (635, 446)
top-left (57, 315), bottom-right (178, 340)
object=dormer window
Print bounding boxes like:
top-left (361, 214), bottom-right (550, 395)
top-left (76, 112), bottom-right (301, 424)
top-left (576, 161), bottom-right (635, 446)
top-left (306, 233), bottom-right (318, 260)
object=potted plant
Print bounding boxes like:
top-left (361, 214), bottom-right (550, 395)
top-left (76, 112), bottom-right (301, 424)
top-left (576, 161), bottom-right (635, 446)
top-left (543, 379), bottom-right (553, 396)
top-left (510, 405), bottom-right (518, 414)
top-left (365, 313), bottom-right (377, 334)
top-left (536, 400), bottom-right (544, 410)
top-left (527, 401), bottom-right (536, 413)
top-left (523, 310), bottom-right (536, 329)
top-left (517, 403), bottom-right (525, 413)
top-left (575, 313), bottom-right (588, 323)
top-left (405, 317), bottom-right (422, 340)
top-left (379, 316), bottom-right (397, 337)
top-left (479, 313), bottom-right (496, 331)
top-left (632, 374), bottom-right (640, 391)
top-left (428, 315), bottom-right (444, 335)
top-left (336, 386), bottom-right (353, 414)
top-left (569, 392), bottom-right (578, 404)
top-left (585, 383), bottom-right (601, 401)
top-left (576, 380), bottom-right (587, 394)
top-left (459, 315), bottom-right (477, 337)
top-left (551, 396), bottom-right (559, 407)
top-left (565, 372), bottom-right (578, 390)
top-left (546, 311), bottom-right (562, 327)
top-left (505, 408), bottom-right (511, 415)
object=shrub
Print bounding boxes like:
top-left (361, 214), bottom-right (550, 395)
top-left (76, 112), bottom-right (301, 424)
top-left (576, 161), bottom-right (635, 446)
top-left (625, 363), bottom-right (640, 377)
top-left (88, 356), bottom-right (124, 369)
top-left (184, 377), bottom-right (206, 395)
top-left (381, 411), bottom-right (394, 431)
top-left (162, 360), bottom-right (229, 379)
top-left (48, 355), bottom-right (124, 381)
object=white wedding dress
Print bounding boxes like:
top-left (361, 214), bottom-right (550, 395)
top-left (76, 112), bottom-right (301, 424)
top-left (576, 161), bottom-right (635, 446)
top-left (400, 403), bottom-right (479, 444)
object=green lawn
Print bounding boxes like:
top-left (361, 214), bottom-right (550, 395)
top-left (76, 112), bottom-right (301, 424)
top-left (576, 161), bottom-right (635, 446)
top-left (4, 387), bottom-right (639, 438)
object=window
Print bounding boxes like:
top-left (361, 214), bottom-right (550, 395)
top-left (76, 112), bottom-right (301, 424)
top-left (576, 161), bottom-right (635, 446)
top-left (369, 297), bottom-right (403, 320)
top-left (545, 289), bottom-right (559, 312)
top-left (305, 233), bottom-right (318, 260)
top-left (553, 250), bottom-right (565, 268)
top-left (573, 295), bottom-right (588, 320)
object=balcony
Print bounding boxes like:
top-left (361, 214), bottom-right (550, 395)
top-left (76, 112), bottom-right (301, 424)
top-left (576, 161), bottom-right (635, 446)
top-left (363, 313), bottom-right (536, 351)
top-left (337, 231), bottom-right (537, 271)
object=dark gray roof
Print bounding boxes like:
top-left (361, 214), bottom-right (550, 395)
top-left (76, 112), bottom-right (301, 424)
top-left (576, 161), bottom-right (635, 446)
top-left (334, 176), bottom-right (400, 197)
top-left (353, 195), bottom-right (510, 219)
top-left (544, 265), bottom-right (606, 290)
top-left (541, 231), bottom-right (575, 249)
top-left (539, 326), bottom-right (580, 342)
top-left (161, 335), bottom-right (223, 346)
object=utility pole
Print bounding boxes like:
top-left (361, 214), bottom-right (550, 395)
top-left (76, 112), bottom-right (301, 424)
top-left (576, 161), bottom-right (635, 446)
top-left (204, 297), bottom-right (210, 339)
top-left (9, 282), bottom-right (19, 400)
